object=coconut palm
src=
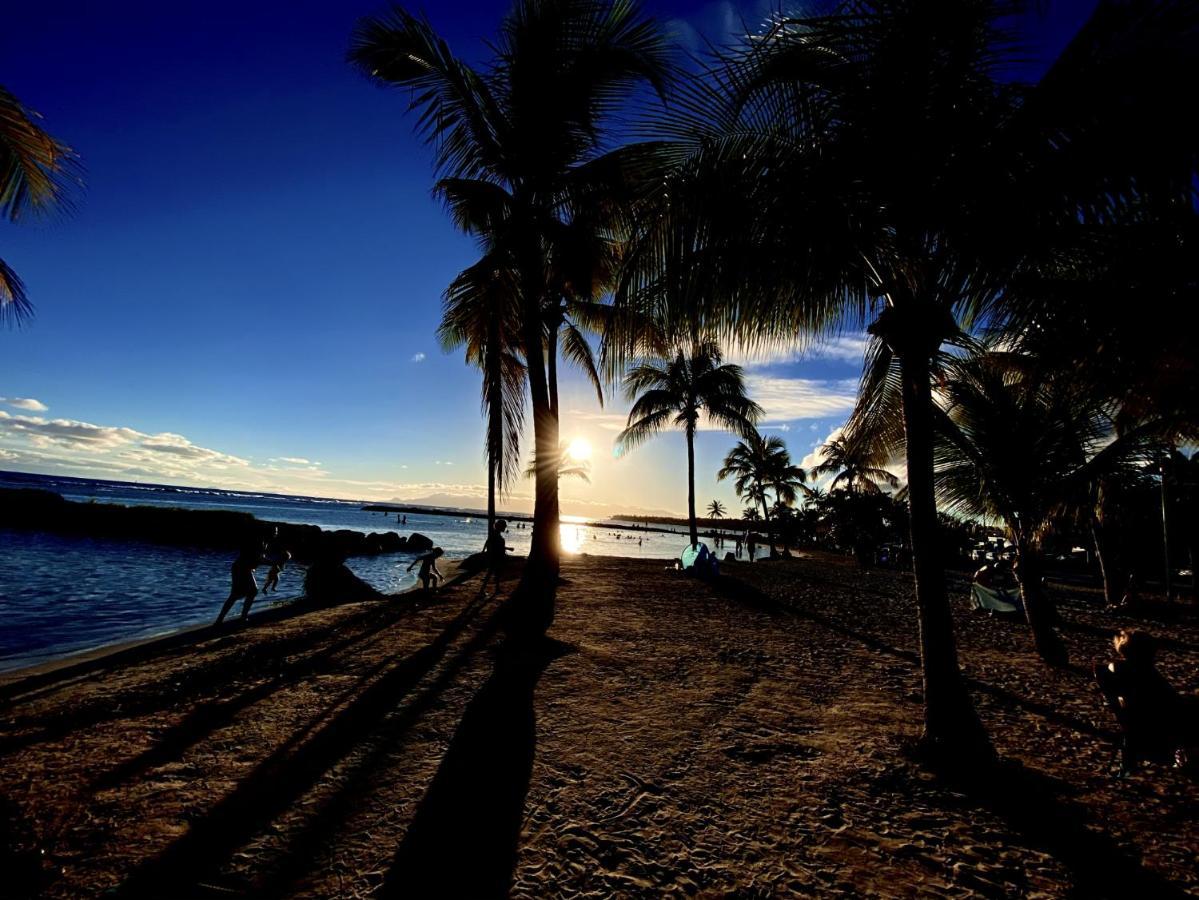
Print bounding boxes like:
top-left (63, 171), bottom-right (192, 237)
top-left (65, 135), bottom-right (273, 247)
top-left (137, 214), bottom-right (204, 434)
top-left (718, 431), bottom-right (804, 553)
top-left (1, 85), bottom-right (80, 324)
top-left (933, 353), bottom-right (1156, 664)
top-left (620, 0), bottom-right (1199, 759)
top-left (350, 1), bottom-right (670, 616)
top-left (742, 506), bottom-right (761, 522)
top-left (707, 499), bottom-right (726, 519)
top-left (617, 340), bottom-right (761, 545)
top-left (812, 436), bottom-right (900, 496)
top-left (437, 256), bottom-right (526, 539)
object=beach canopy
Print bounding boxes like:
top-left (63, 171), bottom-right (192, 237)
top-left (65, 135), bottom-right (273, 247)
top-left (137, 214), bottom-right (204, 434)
top-left (680, 542), bottom-right (719, 578)
top-left (970, 583), bottom-right (1022, 614)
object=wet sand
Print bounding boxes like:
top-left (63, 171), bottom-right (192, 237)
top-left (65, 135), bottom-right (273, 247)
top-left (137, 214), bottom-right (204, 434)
top-left (1, 553), bottom-right (1196, 897)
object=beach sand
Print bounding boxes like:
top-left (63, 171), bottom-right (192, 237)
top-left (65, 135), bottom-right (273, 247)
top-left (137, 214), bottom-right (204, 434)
top-left (1, 553), bottom-right (1196, 897)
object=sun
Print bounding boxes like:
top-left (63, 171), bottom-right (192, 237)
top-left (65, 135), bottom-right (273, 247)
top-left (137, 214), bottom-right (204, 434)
top-left (566, 437), bottom-right (592, 462)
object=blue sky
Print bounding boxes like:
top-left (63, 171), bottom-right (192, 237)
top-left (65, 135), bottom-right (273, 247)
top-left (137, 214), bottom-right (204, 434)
top-left (0, 0), bottom-right (1098, 516)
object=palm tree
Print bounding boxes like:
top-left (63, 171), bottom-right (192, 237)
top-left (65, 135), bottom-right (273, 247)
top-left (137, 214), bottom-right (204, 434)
top-left (707, 499), bottom-right (726, 520)
top-left (438, 257), bottom-right (527, 540)
top-left (813, 436), bottom-right (899, 496)
top-left (718, 431), bottom-right (804, 554)
top-left (617, 340), bottom-right (761, 545)
top-left (742, 506), bottom-right (761, 523)
top-left (620, 0), bottom-right (1198, 759)
top-left (1, 85), bottom-right (79, 324)
top-left (932, 353), bottom-right (1156, 665)
top-left (350, 2), bottom-right (670, 617)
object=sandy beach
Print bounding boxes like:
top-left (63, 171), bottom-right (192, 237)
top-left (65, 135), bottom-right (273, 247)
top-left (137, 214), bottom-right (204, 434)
top-left (1, 553), bottom-right (1196, 898)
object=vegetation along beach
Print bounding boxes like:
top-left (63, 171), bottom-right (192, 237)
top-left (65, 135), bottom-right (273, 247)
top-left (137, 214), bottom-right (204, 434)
top-left (1, 0), bottom-right (1196, 897)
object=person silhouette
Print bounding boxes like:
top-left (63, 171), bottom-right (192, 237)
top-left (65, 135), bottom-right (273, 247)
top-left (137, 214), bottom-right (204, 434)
top-left (481, 519), bottom-right (510, 593)
top-left (408, 547), bottom-right (445, 591)
top-left (216, 541), bottom-right (265, 624)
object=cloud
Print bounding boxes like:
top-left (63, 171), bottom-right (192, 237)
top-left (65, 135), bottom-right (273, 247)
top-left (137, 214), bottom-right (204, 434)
top-left (411, 352), bottom-right (426, 363)
top-left (0, 411), bottom-right (249, 475)
top-left (746, 376), bottom-right (858, 423)
top-left (0, 397), bottom-right (48, 412)
top-left (725, 333), bottom-right (870, 369)
top-left (270, 456), bottom-right (317, 466)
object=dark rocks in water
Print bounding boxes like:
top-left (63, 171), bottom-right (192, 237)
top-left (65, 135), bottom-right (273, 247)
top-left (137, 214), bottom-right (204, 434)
top-left (0, 487), bottom-right (406, 563)
top-left (302, 557), bottom-right (385, 606)
top-left (406, 532), bottom-right (434, 553)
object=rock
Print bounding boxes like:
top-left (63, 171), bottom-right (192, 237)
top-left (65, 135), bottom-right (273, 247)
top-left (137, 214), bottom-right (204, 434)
top-left (724, 552), bottom-right (737, 563)
top-left (302, 558), bottom-right (384, 606)
top-left (406, 532), bottom-right (434, 553)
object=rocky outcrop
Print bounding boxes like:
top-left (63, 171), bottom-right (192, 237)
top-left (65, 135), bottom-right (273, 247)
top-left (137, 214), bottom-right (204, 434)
top-left (0, 488), bottom-right (417, 563)
top-left (405, 532), bottom-right (434, 553)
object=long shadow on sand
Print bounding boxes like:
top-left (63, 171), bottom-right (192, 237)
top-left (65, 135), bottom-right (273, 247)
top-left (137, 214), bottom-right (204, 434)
top-left (92, 599), bottom-right (435, 790)
top-left (112, 592), bottom-right (499, 898)
top-left (378, 637), bottom-right (570, 899)
top-left (711, 572), bottom-right (1186, 898)
top-left (0, 599), bottom-right (422, 758)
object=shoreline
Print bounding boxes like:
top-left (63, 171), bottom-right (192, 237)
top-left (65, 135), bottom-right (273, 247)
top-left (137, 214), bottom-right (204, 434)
top-left (0, 559), bottom-right (470, 697)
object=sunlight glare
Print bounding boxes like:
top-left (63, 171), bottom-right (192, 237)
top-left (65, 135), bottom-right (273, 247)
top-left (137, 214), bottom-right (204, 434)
top-left (566, 438), bottom-right (592, 461)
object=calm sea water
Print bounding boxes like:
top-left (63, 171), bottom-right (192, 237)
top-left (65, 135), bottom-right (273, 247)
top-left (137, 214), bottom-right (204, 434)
top-left (0, 471), bottom-right (723, 672)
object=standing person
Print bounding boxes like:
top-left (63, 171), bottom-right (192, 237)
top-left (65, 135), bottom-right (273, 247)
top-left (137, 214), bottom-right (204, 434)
top-left (735, 535), bottom-right (742, 558)
top-left (262, 529), bottom-right (290, 594)
top-left (481, 519), bottom-right (510, 593)
top-left (747, 531), bottom-right (757, 563)
top-left (408, 547), bottom-right (445, 591)
top-left (216, 541), bottom-right (264, 624)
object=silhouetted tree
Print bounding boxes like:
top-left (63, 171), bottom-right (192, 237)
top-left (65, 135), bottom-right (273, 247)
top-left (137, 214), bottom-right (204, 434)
top-left (351, 1), bottom-right (670, 617)
top-left (0, 85), bottom-right (79, 324)
top-left (617, 340), bottom-right (760, 544)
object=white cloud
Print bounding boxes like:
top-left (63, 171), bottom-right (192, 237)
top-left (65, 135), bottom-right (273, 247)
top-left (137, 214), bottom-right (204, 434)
top-left (0, 397), bottom-right (48, 412)
top-left (726, 333), bottom-right (871, 369)
top-left (411, 352), bottom-right (426, 363)
top-left (746, 375), bottom-right (858, 423)
top-left (270, 456), bottom-right (317, 466)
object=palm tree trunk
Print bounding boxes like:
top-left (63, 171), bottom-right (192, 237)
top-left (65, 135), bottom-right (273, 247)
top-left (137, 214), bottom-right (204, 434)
top-left (547, 326), bottom-right (559, 422)
top-left (1091, 518), bottom-right (1121, 608)
top-left (1160, 454), bottom-right (1173, 601)
top-left (760, 494), bottom-right (772, 557)
top-left (485, 326), bottom-right (501, 544)
top-left (1014, 539), bottom-right (1067, 666)
top-left (898, 349), bottom-right (991, 760)
top-left (518, 284), bottom-right (559, 634)
top-left (686, 428), bottom-right (698, 545)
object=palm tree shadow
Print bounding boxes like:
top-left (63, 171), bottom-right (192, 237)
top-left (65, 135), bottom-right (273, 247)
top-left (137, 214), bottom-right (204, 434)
top-left (379, 636), bottom-right (572, 899)
top-left (712, 573), bottom-right (1184, 895)
top-left (943, 762), bottom-right (1189, 898)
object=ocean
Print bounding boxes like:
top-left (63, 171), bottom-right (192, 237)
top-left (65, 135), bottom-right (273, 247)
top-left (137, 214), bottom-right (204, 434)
top-left (0, 471), bottom-right (716, 672)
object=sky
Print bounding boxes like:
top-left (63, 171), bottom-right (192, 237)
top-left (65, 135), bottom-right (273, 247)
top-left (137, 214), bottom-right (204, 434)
top-left (1, 0), bottom-right (1099, 517)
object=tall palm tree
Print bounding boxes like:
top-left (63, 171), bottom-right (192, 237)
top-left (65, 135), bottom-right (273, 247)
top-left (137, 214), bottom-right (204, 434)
top-left (707, 499), bottom-right (726, 519)
top-left (437, 256), bottom-right (526, 538)
top-left (812, 436), bottom-right (900, 496)
top-left (718, 431), bottom-right (804, 553)
top-left (933, 353), bottom-right (1156, 664)
top-left (350, 1), bottom-right (670, 617)
top-left (620, 0), bottom-right (1198, 760)
top-left (617, 340), bottom-right (761, 545)
top-left (1, 85), bottom-right (79, 324)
